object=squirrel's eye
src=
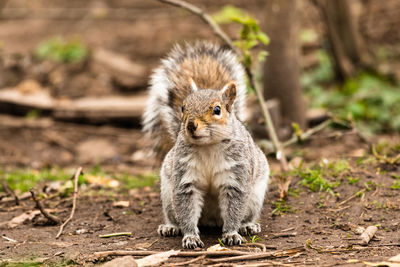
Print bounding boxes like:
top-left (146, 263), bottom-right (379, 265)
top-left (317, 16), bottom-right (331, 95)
top-left (213, 105), bottom-right (221, 116)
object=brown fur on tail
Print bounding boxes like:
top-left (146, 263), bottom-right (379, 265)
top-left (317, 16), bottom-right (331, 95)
top-left (142, 41), bottom-right (247, 156)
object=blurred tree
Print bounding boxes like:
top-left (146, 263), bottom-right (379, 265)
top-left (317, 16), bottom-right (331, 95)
top-left (263, 0), bottom-right (307, 130)
top-left (312, 0), bottom-right (373, 80)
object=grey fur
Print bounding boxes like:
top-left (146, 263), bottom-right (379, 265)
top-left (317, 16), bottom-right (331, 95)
top-left (160, 95), bottom-right (269, 249)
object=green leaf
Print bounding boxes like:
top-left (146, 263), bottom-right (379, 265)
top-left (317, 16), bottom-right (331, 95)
top-left (212, 5), bottom-right (250, 24)
top-left (257, 32), bottom-right (270, 45)
top-left (258, 50), bottom-right (268, 62)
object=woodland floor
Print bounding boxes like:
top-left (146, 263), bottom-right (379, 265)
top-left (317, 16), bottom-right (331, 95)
top-left (1, 1), bottom-right (400, 266)
top-left (0, 116), bottom-right (399, 266)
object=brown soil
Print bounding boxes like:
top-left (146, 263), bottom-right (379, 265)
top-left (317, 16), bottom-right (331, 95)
top-left (1, 0), bottom-right (400, 266)
top-left (0, 118), bottom-right (399, 266)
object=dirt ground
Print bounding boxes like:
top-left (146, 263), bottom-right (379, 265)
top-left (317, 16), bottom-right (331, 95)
top-left (0, 117), bottom-right (399, 266)
top-left (1, 0), bottom-right (400, 266)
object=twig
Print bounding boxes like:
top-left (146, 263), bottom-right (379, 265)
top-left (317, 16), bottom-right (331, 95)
top-left (156, 0), bottom-right (290, 197)
top-left (2, 181), bottom-right (19, 205)
top-left (29, 189), bottom-right (61, 224)
top-left (338, 188), bottom-right (366, 206)
top-left (270, 232), bottom-right (297, 238)
top-left (326, 205), bottom-right (350, 212)
top-left (2, 235), bottom-right (17, 242)
top-left (240, 242), bottom-right (268, 252)
top-left (208, 247), bottom-right (304, 263)
top-left (99, 232), bottom-right (132, 238)
top-left (281, 227), bottom-right (295, 232)
top-left (171, 255), bottom-right (206, 266)
top-left (56, 166), bottom-right (82, 239)
top-left (158, 0), bottom-right (237, 54)
top-left (283, 119), bottom-right (332, 148)
top-left (94, 250), bottom-right (250, 259)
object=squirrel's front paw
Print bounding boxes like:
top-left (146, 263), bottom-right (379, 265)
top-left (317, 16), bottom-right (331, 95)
top-left (182, 234), bottom-right (204, 249)
top-left (221, 232), bottom-right (244, 246)
top-left (158, 224), bottom-right (180, 237)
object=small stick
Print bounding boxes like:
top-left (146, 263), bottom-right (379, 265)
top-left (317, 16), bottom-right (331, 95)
top-left (240, 242), bottom-right (268, 252)
top-left (327, 205), bottom-right (350, 212)
top-left (94, 250), bottom-right (250, 259)
top-left (2, 235), bottom-right (17, 242)
top-left (171, 255), bottom-right (206, 266)
top-left (271, 232), bottom-right (297, 238)
top-left (158, 0), bottom-right (237, 55)
top-left (282, 119), bottom-right (332, 148)
top-left (208, 247), bottom-right (304, 263)
top-left (338, 188), bottom-right (366, 206)
top-left (2, 181), bottom-right (19, 205)
top-left (29, 189), bottom-right (61, 224)
top-left (281, 227), bottom-right (295, 232)
top-left (360, 226), bottom-right (378, 245)
top-left (56, 166), bottom-right (82, 239)
top-left (99, 232), bottom-right (132, 238)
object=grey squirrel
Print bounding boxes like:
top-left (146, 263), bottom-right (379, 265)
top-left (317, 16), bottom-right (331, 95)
top-left (142, 42), bottom-right (269, 249)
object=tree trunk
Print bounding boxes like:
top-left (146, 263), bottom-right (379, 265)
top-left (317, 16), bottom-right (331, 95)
top-left (313, 0), bottom-right (373, 80)
top-left (263, 0), bottom-right (306, 131)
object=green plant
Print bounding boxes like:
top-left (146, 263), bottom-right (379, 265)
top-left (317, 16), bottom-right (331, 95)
top-left (304, 69), bottom-right (400, 132)
top-left (213, 5), bottom-right (269, 70)
top-left (88, 166), bottom-right (159, 190)
top-left (297, 166), bottom-right (339, 194)
top-left (272, 200), bottom-right (293, 215)
top-left (248, 234), bottom-right (261, 243)
top-left (391, 180), bottom-right (400, 190)
top-left (347, 176), bottom-right (360, 185)
top-left (1, 168), bottom-right (71, 193)
top-left (35, 37), bottom-right (88, 63)
top-left (327, 160), bottom-right (350, 176)
top-left (218, 238), bottom-right (225, 246)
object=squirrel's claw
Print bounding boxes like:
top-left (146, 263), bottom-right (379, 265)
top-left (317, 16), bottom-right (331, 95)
top-left (182, 234), bottom-right (204, 249)
top-left (158, 224), bottom-right (180, 237)
top-left (239, 223), bottom-right (261, 235)
top-left (221, 232), bottom-right (244, 246)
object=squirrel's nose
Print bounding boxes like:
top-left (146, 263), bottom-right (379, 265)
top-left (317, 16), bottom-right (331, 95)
top-left (187, 120), bottom-right (197, 134)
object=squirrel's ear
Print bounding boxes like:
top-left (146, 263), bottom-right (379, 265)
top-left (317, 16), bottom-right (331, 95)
top-left (221, 82), bottom-right (236, 113)
top-left (189, 78), bottom-right (198, 92)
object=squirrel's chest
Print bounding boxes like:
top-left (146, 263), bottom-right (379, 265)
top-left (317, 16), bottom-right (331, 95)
top-left (187, 146), bottom-right (235, 190)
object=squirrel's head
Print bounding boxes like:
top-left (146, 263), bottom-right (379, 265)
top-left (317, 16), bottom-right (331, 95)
top-left (181, 80), bottom-right (237, 145)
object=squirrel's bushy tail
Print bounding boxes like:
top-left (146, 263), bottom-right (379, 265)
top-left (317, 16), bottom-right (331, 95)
top-left (142, 41), bottom-right (247, 152)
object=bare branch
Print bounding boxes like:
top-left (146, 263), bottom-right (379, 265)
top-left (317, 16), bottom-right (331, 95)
top-left (158, 0), bottom-right (237, 54)
top-left (56, 166), bottom-right (82, 239)
top-left (2, 181), bottom-right (19, 205)
top-left (30, 189), bottom-right (61, 224)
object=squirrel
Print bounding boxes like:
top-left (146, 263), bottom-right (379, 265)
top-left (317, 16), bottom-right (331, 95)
top-left (142, 42), bottom-right (270, 249)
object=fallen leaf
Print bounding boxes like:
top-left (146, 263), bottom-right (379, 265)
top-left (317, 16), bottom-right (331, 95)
top-left (360, 226), bottom-right (378, 244)
top-left (102, 256), bottom-right (137, 267)
top-left (86, 175), bottom-right (120, 188)
top-left (7, 210), bottom-right (41, 228)
top-left (135, 250), bottom-right (179, 267)
top-left (355, 226), bottom-right (365, 234)
top-left (207, 244), bottom-right (229, 252)
top-left (363, 261), bottom-right (400, 267)
top-left (113, 201), bottom-right (130, 208)
top-left (390, 253), bottom-right (400, 262)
